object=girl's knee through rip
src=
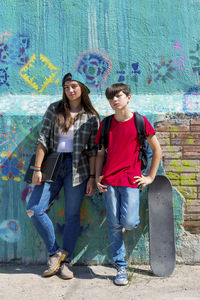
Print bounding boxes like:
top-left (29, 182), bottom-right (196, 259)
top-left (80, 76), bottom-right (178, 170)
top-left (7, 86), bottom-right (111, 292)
top-left (122, 219), bottom-right (140, 231)
top-left (26, 209), bottom-right (34, 218)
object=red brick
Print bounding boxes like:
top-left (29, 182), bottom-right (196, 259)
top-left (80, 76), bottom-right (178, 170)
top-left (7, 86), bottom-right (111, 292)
top-left (156, 132), bottom-right (170, 145)
top-left (162, 146), bottom-right (182, 159)
top-left (184, 146), bottom-right (200, 152)
top-left (165, 171), bottom-right (180, 185)
top-left (156, 120), bottom-right (190, 132)
top-left (185, 206), bottom-right (200, 213)
top-left (186, 199), bottom-right (200, 206)
top-left (180, 173), bottom-right (197, 186)
top-left (163, 160), bottom-right (200, 172)
top-left (169, 180), bottom-right (179, 186)
top-left (184, 214), bottom-right (200, 221)
top-left (187, 228), bottom-right (200, 234)
top-left (197, 173), bottom-right (200, 185)
top-left (184, 226), bottom-right (200, 234)
top-left (176, 186), bottom-right (197, 199)
top-left (198, 186), bottom-right (200, 199)
top-left (171, 132), bottom-right (200, 145)
top-left (184, 152), bottom-right (200, 159)
top-left (191, 125), bottom-right (200, 131)
top-left (191, 119), bottom-right (200, 125)
top-left (183, 146), bottom-right (200, 159)
top-left (183, 220), bottom-right (200, 227)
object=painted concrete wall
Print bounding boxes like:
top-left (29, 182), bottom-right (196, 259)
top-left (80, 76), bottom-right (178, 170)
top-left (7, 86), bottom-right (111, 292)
top-left (0, 0), bottom-right (200, 264)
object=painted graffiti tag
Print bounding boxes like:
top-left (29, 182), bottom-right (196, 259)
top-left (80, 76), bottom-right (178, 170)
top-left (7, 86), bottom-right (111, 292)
top-left (173, 56), bottom-right (187, 70)
top-left (76, 51), bottom-right (112, 89)
top-left (0, 31), bottom-right (12, 43)
top-left (131, 62), bottom-right (141, 83)
top-left (0, 219), bottom-right (20, 243)
top-left (116, 62), bottom-right (126, 82)
top-left (19, 53), bottom-right (60, 93)
top-left (148, 58), bottom-right (175, 84)
top-left (116, 62), bottom-right (141, 83)
top-left (0, 153), bottom-right (24, 181)
top-left (0, 35), bottom-right (30, 66)
top-left (173, 41), bottom-right (188, 70)
top-left (0, 67), bottom-right (9, 86)
top-left (173, 41), bottom-right (185, 54)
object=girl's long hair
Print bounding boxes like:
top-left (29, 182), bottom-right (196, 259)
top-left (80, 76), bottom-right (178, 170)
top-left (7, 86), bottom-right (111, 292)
top-left (55, 82), bottom-right (100, 132)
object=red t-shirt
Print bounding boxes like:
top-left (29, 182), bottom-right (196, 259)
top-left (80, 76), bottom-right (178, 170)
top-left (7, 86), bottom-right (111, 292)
top-left (95, 113), bottom-right (156, 188)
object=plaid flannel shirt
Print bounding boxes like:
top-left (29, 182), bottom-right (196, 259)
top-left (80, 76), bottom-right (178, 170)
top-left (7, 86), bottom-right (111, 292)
top-left (37, 100), bottom-right (99, 186)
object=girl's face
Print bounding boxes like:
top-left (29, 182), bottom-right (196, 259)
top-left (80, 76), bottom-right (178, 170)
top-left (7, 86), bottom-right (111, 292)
top-left (63, 81), bottom-right (82, 103)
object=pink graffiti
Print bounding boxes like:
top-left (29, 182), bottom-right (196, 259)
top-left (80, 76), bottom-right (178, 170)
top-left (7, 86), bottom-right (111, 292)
top-left (173, 41), bottom-right (185, 54)
top-left (0, 31), bottom-right (12, 43)
top-left (174, 56), bottom-right (187, 70)
top-left (173, 42), bottom-right (188, 70)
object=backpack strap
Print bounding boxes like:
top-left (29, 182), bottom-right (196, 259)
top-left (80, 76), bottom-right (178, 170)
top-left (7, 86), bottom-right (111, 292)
top-left (100, 115), bottom-right (113, 150)
top-left (134, 112), bottom-right (146, 146)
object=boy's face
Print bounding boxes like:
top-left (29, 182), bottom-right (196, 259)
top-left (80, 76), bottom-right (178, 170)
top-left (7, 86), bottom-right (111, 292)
top-left (108, 91), bottom-right (131, 111)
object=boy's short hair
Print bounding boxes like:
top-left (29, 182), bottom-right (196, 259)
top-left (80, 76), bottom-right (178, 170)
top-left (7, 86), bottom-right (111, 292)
top-left (105, 83), bottom-right (131, 99)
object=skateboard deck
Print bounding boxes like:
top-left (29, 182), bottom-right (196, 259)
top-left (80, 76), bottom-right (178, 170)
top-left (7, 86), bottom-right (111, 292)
top-left (148, 175), bottom-right (176, 277)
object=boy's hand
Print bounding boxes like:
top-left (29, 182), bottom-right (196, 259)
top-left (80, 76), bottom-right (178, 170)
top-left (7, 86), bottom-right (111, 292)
top-left (134, 175), bottom-right (154, 189)
top-left (96, 175), bottom-right (107, 193)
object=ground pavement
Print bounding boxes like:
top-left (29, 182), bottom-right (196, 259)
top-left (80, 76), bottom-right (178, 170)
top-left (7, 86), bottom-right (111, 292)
top-left (0, 264), bottom-right (200, 300)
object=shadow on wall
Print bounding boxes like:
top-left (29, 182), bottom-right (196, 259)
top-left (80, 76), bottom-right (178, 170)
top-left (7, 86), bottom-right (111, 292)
top-left (0, 114), bottom-right (183, 264)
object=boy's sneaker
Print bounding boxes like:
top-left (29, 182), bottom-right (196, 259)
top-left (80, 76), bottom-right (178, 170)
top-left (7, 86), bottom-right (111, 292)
top-left (59, 262), bottom-right (74, 279)
top-left (43, 250), bottom-right (67, 277)
top-left (114, 266), bottom-right (128, 286)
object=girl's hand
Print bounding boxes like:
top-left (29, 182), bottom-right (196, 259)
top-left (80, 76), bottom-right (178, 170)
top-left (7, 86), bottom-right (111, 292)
top-left (134, 175), bottom-right (154, 189)
top-left (32, 171), bottom-right (42, 185)
top-left (85, 178), bottom-right (95, 196)
top-left (96, 175), bottom-right (107, 193)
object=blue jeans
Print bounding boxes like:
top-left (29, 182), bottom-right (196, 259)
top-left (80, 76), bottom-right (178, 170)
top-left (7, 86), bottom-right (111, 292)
top-left (26, 156), bottom-right (87, 258)
top-left (103, 185), bottom-right (140, 268)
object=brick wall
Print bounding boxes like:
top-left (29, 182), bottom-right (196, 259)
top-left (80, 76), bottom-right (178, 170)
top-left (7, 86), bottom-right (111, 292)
top-left (155, 116), bottom-right (200, 234)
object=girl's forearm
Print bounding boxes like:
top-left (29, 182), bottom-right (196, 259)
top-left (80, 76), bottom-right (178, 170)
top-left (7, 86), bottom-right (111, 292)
top-left (34, 143), bottom-right (46, 168)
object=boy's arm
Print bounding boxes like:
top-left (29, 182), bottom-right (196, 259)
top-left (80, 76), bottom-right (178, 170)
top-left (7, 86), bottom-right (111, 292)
top-left (134, 134), bottom-right (162, 188)
top-left (147, 134), bottom-right (162, 180)
top-left (95, 146), bottom-right (108, 192)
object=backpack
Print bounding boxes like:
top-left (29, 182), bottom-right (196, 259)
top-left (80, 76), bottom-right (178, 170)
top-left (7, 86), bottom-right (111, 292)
top-left (100, 112), bottom-right (148, 171)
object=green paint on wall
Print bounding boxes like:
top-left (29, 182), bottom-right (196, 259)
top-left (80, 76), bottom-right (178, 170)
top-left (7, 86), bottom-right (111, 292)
top-left (180, 174), bottom-right (196, 185)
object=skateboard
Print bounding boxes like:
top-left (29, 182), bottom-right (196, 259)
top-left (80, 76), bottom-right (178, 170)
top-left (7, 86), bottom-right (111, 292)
top-left (148, 175), bottom-right (176, 277)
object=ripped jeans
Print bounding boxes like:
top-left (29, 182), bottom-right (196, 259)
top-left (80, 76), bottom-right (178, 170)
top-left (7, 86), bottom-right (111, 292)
top-left (26, 156), bottom-right (87, 257)
top-left (103, 185), bottom-right (140, 268)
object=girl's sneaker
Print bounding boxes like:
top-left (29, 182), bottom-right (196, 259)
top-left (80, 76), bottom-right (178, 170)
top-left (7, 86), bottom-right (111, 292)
top-left (59, 262), bottom-right (74, 279)
top-left (114, 266), bottom-right (128, 286)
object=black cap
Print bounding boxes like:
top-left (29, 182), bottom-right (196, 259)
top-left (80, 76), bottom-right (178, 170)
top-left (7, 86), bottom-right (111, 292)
top-left (62, 72), bottom-right (90, 93)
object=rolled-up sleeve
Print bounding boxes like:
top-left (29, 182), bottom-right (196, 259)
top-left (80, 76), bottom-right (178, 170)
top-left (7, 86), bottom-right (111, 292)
top-left (86, 116), bottom-right (99, 157)
top-left (37, 104), bottom-right (54, 151)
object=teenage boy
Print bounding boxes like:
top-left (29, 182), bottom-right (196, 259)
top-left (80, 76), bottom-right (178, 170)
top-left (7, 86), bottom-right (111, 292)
top-left (95, 83), bottom-right (162, 286)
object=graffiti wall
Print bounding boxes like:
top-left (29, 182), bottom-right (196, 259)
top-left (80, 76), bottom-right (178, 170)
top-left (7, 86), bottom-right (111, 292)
top-left (0, 0), bottom-right (200, 264)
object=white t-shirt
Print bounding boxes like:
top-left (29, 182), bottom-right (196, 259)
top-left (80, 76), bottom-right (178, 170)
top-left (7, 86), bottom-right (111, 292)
top-left (57, 125), bottom-right (74, 152)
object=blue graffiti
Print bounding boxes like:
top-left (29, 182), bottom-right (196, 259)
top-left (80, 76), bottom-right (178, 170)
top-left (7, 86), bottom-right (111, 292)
top-left (0, 219), bottom-right (20, 243)
top-left (116, 62), bottom-right (141, 83)
top-left (0, 67), bottom-right (9, 86)
top-left (0, 35), bottom-right (30, 66)
top-left (77, 52), bottom-right (111, 89)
